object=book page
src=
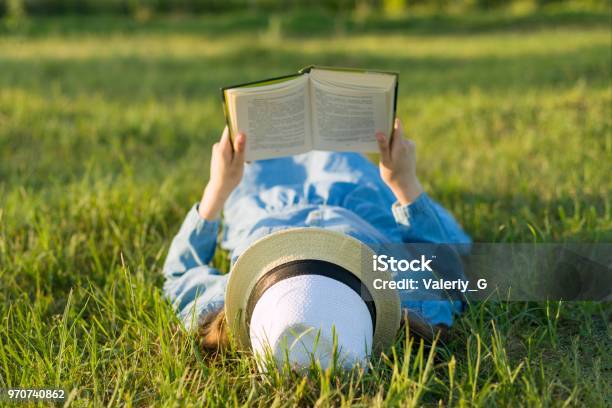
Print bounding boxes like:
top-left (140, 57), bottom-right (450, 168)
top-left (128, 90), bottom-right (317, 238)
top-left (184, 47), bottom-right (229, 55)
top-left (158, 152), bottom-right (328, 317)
top-left (309, 68), bottom-right (396, 91)
top-left (310, 79), bottom-right (391, 152)
top-left (226, 75), bottom-right (312, 161)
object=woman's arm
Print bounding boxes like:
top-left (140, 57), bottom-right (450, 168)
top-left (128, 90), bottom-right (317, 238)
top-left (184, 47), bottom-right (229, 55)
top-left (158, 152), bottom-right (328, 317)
top-left (376, 119), bottom-right (471, 247)
top-left (162, 208), bottom-right (226, 329)
top-left (163, 128), bottom-right (246, 329)
top-left (198, 128), bottom-right (246, 220)
top-left (377, 119), bottom-right (469, 332)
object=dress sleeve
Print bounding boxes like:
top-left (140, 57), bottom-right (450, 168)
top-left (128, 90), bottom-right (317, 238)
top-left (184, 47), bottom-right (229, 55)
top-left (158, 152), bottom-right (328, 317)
top-left (391, 193), bottom-right (471, 326)
top-left (162, 203), bottom-right (228, 330)
top-left (391, 193), bottom-right (471, 251)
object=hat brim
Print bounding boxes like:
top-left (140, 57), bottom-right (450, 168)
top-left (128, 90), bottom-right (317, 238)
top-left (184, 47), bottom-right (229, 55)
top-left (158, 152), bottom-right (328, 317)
top-left (225, 227), bottom-right (401, 353)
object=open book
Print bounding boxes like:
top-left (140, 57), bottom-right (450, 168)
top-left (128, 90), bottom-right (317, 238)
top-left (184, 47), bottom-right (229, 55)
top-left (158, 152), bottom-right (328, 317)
top-left (222, 66), bottom-right (398, 161)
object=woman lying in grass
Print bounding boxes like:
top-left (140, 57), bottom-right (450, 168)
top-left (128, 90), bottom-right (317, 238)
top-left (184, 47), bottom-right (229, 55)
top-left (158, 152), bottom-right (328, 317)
top-left (163, 119), bottom-right (470, 370)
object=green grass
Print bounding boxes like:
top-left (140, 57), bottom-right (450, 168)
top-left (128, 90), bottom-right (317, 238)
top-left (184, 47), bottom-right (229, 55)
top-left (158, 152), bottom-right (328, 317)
top-left (1, 9), bottom-right (611, 406)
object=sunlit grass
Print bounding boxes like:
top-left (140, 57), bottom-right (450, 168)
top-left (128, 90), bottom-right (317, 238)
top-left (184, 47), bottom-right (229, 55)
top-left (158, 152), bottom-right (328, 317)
top-left (0, 9), bottom-right (610, 406)
top-left (1, 27), bottom-right (609, 60)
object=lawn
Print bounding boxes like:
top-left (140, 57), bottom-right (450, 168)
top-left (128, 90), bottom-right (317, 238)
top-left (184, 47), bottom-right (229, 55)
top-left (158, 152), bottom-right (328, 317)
top-left (0, 8), bottom-right (610, 406)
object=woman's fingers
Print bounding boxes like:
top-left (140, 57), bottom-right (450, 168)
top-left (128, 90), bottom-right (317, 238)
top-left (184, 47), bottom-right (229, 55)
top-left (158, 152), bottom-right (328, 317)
top-left (390, 118), bottom-right (402, 156)
top-left (376, 131), bottom-right (391, 164)
top-left (219, 127), bottom-right (233, 157)
top-left (233, 132), bottom-right (246, 163)
top-left (378, 118), bottom-right (403, 164)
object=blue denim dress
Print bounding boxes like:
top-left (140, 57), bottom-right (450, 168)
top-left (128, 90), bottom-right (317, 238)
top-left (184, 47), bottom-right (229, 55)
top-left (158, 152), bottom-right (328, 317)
top-left (163, 152), bottom-right (471, 330)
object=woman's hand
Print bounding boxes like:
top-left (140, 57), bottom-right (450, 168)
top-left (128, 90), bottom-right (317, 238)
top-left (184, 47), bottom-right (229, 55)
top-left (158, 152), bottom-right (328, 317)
top-left (376, 118), bottom-right (424, 206)
top-left (198, 127), bottom-right (246, 220)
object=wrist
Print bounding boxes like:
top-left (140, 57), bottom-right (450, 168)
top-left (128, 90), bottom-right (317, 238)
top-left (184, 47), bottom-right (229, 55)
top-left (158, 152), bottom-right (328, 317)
top-left (391, 178), bottom-right (424, 206)
top-left (198, 200), bottom-right (222, 221)
top-left (198, 183), bottom-right (228, 220)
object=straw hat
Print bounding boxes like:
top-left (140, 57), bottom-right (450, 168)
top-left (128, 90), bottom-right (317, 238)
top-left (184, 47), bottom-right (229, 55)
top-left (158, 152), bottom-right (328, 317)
top-left (225, 228), bottom-right (401, 369)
